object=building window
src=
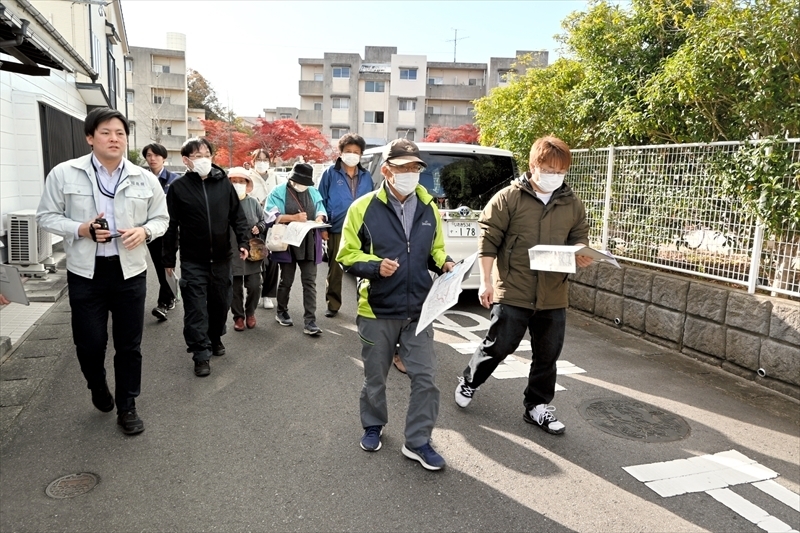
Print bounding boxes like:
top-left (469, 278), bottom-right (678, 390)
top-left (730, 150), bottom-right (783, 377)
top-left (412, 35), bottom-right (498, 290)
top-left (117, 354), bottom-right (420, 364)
top-left (91, 33), bottom-right (101, 74)
top-left (313, 102), bottom-right (322, 111)
top-left (153, 64), bottom-right (170, 73)
top-left (126, 90), bottom-right (134, 103)
top-left (468, 78), bottom-right (483, 86)
top-left (313, 72), bottom-right (323, 81)
top-left (332, 98), bottom-right (349, 109)
top-left (332, 66), bottom-right (350, 78)
top-left (364, 111), bottom-right (384, 124)
top-left (331, 128), bottom-right (349, 138)
top-left (125, 58), bottom-right (133, 72)
top-left (279, 113), bottom-right (293, 119)
top-left (426, 106), bottom-right (442, 115)
top-left (166, 125), bottom-right (172, 136)
top-left (398, 99), bottom-right (416, 111)
top-left (428, 77), bottom-right (443, 85)
top-left (498, 70), bottom-right (512, 85)
top-left (153, 94), bottom-right (164, 104)
top-left (400, 68), bottom-right (417, 80)
top-left (365, 81), bottom-right (385, 93)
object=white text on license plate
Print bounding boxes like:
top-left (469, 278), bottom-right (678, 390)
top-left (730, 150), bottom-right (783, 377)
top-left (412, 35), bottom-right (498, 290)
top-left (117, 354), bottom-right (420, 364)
top-left (448, 221), bottom-right (477, 237)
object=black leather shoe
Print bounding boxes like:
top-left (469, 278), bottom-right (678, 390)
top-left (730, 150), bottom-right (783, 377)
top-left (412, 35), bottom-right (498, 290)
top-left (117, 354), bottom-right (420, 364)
top-left (194, 360), bottom-right (211, 377)
top-left (117, 409), bottom-right (144, 435)
top-left (324, 309), bottom-right (338, 318)
top-left (212, 342), bottom-right (225, 357)
top-left (91, 381), bottom-right (114, 413)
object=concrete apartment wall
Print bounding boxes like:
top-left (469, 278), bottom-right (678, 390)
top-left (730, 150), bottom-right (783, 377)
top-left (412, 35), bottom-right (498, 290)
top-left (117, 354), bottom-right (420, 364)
top-left (569, 262), bottom-right (800, 400)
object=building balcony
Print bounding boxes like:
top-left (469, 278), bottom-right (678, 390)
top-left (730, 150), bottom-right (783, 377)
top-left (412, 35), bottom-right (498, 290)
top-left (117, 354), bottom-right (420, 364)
top-left (299, 80), bottom-right (323, 96)
top-left (159, 134), bottom-right (187, 150)
top-left (426, 84), bottom-right (485, 101)
top-left (154, 103), bottom-right (186, 120)
top-left (424, 113), bottom-right (475, 128)
top-left (297, 109), bottom-right (322, 125)
top-left (151, 71), bottom-right (186, 90)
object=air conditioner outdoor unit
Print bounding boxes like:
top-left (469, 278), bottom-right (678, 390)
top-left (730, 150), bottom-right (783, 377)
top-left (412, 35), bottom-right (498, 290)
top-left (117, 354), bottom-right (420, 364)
top-left (9, 209), bottom-right (52, 266)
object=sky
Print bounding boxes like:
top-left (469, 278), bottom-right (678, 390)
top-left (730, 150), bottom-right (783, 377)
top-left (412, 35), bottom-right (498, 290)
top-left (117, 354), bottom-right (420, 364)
top-left (120, 0), bottom-right (595, 117)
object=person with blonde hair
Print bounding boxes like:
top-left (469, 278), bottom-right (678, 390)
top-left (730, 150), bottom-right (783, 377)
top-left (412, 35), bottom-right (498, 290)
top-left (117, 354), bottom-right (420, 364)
top-left (454, 136), bottom-right (592, 436)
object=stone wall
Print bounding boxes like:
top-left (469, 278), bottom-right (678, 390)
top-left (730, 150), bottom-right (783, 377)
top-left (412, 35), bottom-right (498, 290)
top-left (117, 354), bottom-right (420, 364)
top-left (569, 263), bottom-right (800, 399)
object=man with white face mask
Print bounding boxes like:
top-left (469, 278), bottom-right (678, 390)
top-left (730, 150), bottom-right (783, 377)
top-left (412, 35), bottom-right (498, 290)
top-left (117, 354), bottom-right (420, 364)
top-left (454, 136), bottom-right (592, 436)
top-left (337, 139), bottom-right (455, 471)
top-left (162, 138), bottom-right (251, 378)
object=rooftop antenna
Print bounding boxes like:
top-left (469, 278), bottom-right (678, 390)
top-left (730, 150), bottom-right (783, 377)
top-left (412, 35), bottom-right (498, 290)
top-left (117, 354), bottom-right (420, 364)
top-left (446, 28), bottom-right (469, 63)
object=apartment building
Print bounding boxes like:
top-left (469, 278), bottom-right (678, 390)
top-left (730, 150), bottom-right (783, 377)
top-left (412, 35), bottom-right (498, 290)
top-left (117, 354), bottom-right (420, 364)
top-left (0, 0), bottom-right (129, 262)
top-left (297, 46), bottom-right (547, 146)
top-left (125, 33), bottom-right (188, 169)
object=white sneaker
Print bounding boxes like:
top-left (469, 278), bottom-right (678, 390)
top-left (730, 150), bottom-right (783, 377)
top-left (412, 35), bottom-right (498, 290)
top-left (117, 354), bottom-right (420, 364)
top-left (261, 297), bottom-right (274, 309)
top-left (455, 377), bottom-right (478, 408)
top-left (524, 404), bottom-right (566, 435)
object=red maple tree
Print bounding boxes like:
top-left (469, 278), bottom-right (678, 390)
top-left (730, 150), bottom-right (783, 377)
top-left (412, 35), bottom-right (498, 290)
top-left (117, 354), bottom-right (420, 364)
top-left (251, 119), bottom-right (335, 164)
top-left (423, 124), bottom-right (480, 144)
top-left (201, 119), bottom-right (258, 167)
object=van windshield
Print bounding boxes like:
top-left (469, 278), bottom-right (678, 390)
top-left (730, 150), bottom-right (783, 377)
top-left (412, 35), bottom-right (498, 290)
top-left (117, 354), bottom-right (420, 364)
top-left (419, 153), bottom-right (517, 210)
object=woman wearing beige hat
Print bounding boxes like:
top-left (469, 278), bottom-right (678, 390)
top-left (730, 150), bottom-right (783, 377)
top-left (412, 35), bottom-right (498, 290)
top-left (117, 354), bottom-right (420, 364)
top-left (228, 167), bottom-right (269, 331)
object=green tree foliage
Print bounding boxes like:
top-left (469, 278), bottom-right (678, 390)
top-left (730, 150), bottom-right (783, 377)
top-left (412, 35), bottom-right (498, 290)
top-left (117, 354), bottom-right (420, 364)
top-left (474, 0), bottom-right (800, 151)
top-left (187, 69), bottom-right (225, 121)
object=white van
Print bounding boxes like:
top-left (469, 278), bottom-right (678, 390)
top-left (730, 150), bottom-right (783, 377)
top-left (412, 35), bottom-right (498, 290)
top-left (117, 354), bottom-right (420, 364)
top-left (361, 142), bottom-right (518, 289)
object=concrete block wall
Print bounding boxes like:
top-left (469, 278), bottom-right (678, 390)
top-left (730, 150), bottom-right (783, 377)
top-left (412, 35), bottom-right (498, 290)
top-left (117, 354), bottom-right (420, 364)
top-left (569, 263), bottom-right (800, 399)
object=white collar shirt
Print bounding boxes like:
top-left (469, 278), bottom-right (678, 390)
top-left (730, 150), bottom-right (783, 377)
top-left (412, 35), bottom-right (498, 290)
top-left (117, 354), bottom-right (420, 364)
top-left (91, 154), bottom-right (125, 256)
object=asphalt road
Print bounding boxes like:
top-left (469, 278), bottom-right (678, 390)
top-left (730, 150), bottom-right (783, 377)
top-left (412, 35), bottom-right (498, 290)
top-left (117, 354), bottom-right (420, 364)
top-left (1, 262), bottom-right (798, 532)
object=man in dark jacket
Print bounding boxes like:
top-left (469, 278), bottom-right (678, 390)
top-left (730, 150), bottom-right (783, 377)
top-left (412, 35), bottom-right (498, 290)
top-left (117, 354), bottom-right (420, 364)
top-left (454, 136), bottom-right (592, 435)
top-left (337, 139), bottom-right (454, 471)
top-left (163, 138), bottom-right (250, 377)
top-left (142, 142), bottom-right (181, 322)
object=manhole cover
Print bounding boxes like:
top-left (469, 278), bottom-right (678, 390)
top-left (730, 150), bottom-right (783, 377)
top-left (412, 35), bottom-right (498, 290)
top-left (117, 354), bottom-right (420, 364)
top-left (577, 398), bottom-right (690, 442)
top-left (45, 473), bottom-right (99, 499)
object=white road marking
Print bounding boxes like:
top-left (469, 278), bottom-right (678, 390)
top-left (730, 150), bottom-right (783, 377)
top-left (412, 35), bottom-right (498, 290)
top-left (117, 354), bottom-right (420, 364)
top-left (624, 450), bottom-right (800, 533)
top-left (753, 480), bottom-right (800, 513)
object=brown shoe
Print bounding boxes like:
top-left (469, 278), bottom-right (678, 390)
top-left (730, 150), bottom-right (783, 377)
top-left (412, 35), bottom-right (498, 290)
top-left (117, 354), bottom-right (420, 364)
top-left (246, 315), bottom-right (256, 329)
top-left (393, 354), bottom-right (407, 374)
top-left (234, 317), bottom-right (245, 331)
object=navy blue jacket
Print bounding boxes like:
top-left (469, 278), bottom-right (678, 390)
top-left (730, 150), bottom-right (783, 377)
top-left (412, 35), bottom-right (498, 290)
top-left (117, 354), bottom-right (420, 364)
top-left (318, 161), bottom-right (373, 233)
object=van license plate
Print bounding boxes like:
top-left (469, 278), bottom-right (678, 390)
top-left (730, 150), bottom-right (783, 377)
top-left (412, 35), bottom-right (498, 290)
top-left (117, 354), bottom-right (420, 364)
top-left (448, 221), bottom-right (478, 237)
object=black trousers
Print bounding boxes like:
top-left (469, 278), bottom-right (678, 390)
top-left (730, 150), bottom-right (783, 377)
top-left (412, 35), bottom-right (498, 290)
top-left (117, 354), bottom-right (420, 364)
top-left (463, 303), bottom-right (566, 409)
top-left (180, 260), bottom-right (232, 362)
top-left (67, 258), bottom-right (146, 413)
top-left (261, 258), bottom-right (279, 298)
top-left (146, 236), bottom-right (174, 306)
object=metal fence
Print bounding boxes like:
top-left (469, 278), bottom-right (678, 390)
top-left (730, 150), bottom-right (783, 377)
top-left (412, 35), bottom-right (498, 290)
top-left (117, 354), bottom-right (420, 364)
top-left (568, 140), bottom-right (800, 298)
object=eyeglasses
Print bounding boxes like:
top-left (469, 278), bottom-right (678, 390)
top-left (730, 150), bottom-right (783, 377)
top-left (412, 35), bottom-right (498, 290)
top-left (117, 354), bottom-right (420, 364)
top-left (388, 162), bottom-right (425, 173)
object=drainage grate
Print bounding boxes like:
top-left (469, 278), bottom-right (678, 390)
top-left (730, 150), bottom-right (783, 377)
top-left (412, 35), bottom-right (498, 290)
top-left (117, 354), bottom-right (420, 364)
top-left (45, 473), bottom-right (99, 499)
top-left (577, 398), bottom-right (691, 443)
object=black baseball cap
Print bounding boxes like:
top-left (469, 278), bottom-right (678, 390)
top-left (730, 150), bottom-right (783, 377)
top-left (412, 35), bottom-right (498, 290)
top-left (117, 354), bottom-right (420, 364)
top-left (382, 139), bottom-right (427, 168)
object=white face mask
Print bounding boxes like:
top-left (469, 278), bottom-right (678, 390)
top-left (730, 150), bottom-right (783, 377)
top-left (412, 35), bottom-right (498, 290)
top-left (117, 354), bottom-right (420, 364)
top-left (190, 157), bottom-right (212, 177)
top-left (232, 183), bottom-right (247, 200)
top-left (533, 171), bottom-right (565, 193)
top-left (340, 153), bottom-right (361, 167)
top-left (390, 172), bottom-right (420, 196)
top-left (255, 161), bottom-right (269, 174)
top-left (291, 182), bottom-right (309, 192)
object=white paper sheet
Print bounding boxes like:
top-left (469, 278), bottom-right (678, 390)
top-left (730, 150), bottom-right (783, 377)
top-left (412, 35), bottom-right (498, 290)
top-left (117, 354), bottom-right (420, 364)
top-left (415, 252), bottom-right (478, 335)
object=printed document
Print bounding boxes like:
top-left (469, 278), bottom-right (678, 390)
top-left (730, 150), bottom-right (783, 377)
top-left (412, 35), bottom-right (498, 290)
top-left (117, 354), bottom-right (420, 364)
top-left (416, 252), bottom-right (478, 335)
top-left (282, 221), bottom-right (331, 247)
top-left (528, 245), bottom-right (620, 273)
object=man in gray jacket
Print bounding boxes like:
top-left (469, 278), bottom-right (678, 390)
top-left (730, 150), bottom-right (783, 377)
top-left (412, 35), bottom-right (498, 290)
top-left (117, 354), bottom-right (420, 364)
top-left (37, 107), bottom-right (169, 435)
top-left (454, 136), bottom-right (592, 435)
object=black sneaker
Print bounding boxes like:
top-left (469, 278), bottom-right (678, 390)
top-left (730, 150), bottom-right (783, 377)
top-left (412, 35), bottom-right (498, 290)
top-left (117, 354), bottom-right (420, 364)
top-left (90, 381), bottom-right (114, 413)
top-left (151, 306), bottom-right (168, 322)
top-left (523, 404), bottom-right (566, 435)
top-left (275, 311), bottom-right (293, 327)
top-left (117, 409), bottom-right (144, 435)
top-left (166, 299), bottom-right (177, 310)
top-left (324, 309), bottom-right (338, 318)
top-left (194, 360), bottom-right (211, 377)
top-left (303, 321), bottom-right (321, 336)
top-left (212, 342), bottom-right (225, 357)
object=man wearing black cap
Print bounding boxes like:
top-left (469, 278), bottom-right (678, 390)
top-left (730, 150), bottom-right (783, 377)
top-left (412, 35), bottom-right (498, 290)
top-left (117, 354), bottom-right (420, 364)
top-left (265, 163), bottom-right (328, 335)
top-left (337, 139), bottom-right (455, 471)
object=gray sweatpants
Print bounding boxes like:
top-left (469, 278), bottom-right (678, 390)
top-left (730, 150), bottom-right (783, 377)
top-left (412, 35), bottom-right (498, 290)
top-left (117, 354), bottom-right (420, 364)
top-left (357, 316), bottom-right (440, 448)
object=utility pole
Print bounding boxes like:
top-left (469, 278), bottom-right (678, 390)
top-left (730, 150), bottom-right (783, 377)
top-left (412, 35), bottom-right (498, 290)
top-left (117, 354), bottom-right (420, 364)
top-left (446, 28), bottom-right (469, 63)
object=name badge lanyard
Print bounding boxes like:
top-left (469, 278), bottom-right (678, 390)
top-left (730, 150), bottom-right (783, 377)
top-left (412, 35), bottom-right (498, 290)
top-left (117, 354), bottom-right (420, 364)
top-left (91, 159), bottom-right (125, 199)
